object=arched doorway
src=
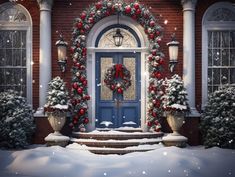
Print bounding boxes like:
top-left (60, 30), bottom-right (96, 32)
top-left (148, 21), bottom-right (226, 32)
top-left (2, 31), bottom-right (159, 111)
top-left (86, 16), bottom-right (149, 131)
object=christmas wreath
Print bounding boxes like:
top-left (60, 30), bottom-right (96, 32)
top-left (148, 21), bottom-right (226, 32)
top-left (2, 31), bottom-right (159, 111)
top-left (104, 64), bottom-right (131, 94)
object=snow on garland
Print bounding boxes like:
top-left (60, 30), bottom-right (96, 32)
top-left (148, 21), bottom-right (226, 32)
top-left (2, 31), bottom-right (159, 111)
top-left (70, 0), bottom-right (165, 132)
top-left (104, 64), bottom-right (131, 94)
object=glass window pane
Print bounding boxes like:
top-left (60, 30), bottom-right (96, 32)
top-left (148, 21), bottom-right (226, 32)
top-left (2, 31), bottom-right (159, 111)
top-left (0, 49), bottom-right (6, 66)
top-left (21, 31), bottom-right (26, 48)
top-left (221, 68), bottom-right (228, 84)
top-left (208, 68), bottom-right (212, 85)
top-left (12, 49), bottom-right (21, 66)
top-left (230, 49), bottom-right (235, 66)
top-left (22, 49), bottom-right (26, 66)
top-left (5, 49), bottom-right (12, 66)
top-left (221, 31), bottom-right (230, 47)
top-left (208, 49), bottom-right (212, 66)
top-left (21, 68), bottom-right (26, 85)
top-left (208, 31), bottom-right (213, 48)
top-left (0, 68), bottom-right (5, 85)
top-left (5, 33), bottom-right (13, 48)
top-left (12, 31), bottom-right (21, 48)
top-left (213, 68), bottom-right (220, 85)
top-left (208, 86), bottom-right (213, 94)
top-left (230, 69), bottom-right (235, 84)
top-left (221, 49), bottom-right (229, 66)
top-left (230, 31), bottom-right (235, 47)
top-left (213, 49), bottom-right (221, 66)
top-left (212, 31), bottom-right (221, 47)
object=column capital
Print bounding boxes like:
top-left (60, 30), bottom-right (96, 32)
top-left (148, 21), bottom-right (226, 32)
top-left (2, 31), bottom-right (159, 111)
top-left (181, 0), bottom-right (197, 11)
top-left (37, 0), bottom-right (53, 11)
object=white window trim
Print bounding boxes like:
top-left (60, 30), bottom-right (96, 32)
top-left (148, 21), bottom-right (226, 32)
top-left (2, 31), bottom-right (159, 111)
top-left (202, 2), bottom-right (235, 108)
top-left (0, 2), bottom-right (33, 104)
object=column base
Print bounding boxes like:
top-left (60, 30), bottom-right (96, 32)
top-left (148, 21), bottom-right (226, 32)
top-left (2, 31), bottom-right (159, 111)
top-left (188, 107), bottom-right (201, 117)
top-left (163, 134), bottom-right (188, 148)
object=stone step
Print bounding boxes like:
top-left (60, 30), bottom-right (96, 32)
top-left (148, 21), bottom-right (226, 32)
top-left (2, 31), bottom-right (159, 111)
top-left (67, 143), bottom-right (164, 155)
top-left (70, 137), bottom-right (162, 148)
top-left (72, 130), bottom-right (163, 140)
top-left (96, 127), bottom-right (143, 133)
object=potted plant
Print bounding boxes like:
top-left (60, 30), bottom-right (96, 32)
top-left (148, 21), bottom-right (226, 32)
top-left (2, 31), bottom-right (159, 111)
top-left (44, 76), bottom-right (69, 136)
top-left (162, 74), bottom-right (190, 136)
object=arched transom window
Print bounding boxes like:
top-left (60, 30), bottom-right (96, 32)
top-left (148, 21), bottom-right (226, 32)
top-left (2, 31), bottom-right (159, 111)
top-left (202, 2), bottom-right (235, 106)
top-left (98, 27), bottom-right (138, 48)
top-left (0, 3), bottom-right (32, 103)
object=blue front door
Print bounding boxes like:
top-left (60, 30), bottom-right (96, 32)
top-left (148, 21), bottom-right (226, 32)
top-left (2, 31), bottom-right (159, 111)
top-left (96, 52), bottom-right (141, 128)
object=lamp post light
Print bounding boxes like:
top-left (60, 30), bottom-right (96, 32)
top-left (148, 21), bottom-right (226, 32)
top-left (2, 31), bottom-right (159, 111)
top-left (167, 33), bottom-right (179, 73)
top-left (55, 34), bottom-right (68, 73)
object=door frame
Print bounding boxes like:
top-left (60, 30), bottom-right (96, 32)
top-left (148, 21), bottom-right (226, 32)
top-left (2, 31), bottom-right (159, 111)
top-left (86, 16), bottom-right (149, 131)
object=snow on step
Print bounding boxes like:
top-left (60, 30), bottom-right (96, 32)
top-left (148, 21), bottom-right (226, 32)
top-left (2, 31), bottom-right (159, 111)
top-left (72, 130), bottom-right (163, 140)
top-left (70, 137), bottom-right (162, 148)
top-left (67, 143), bottom-right (164, 155)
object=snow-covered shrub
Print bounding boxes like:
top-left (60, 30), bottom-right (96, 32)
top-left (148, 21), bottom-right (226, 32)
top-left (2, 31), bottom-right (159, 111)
top-left (0, 90), bottom-right (35, 149)
top-left (201, 86), bottom-right (235, 149)
top-left (44, 76), bottom-right (69, 113)
top-left (162, 74), bottom-right (190, 114)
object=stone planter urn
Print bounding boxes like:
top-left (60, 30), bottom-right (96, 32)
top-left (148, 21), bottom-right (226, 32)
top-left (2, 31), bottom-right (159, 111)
top-left (163, 111), bottom-right (188, 148)
top-left (47, 112), bottom-right (66, 135)
top-left (166, 111), bottom-right (185, 136)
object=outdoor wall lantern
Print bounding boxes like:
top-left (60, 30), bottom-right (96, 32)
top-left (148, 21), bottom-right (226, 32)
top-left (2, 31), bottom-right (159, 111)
top-left (167, 33), bottom-right (179, 73)
top-left (113, 12), bottom-right (124, 47)
top-left (56, 34), bottom-right (68, 73)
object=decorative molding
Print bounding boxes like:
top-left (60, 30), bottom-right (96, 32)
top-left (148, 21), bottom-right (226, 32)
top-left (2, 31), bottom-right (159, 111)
top-left (181, 0), bottom-right (197, 11)
top-left (37, 0), bottom-right (53, 11)
top-left (207, 8), bottom-right (235, 21)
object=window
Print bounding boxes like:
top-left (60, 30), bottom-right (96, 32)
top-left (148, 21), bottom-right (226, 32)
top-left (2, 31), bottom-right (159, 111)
top-left (0, 3), bottom-right (32, 103)
top-left (202, 2), bottom-right (235, 106)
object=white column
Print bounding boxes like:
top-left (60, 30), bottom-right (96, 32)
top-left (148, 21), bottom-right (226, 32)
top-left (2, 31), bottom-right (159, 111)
top-left (37, 0), bottom-right (53, 113)
top-left (181, 0), bottom-right (200, 116)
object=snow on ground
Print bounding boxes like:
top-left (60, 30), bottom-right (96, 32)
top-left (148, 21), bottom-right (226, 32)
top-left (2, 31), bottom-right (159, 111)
top-left (0, 145), bottom-right (234, 177)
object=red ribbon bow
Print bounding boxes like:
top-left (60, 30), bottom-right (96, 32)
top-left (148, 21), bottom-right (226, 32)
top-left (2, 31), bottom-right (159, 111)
top-left (115, 64), bottom-right (123, 79)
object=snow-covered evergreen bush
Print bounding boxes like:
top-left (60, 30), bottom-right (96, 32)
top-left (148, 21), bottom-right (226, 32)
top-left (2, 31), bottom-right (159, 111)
top-left (162, 74), bottom-right (189, 114)
top-left (201, 86), bottom-right (235, 149)
top-left (44, 76), bottom-right (69, 113)
top-left (0, 90), bottom-right (35, 149)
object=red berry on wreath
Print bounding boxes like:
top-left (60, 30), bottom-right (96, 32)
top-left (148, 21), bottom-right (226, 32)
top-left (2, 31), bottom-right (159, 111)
top-left (85, 95), bottom-right (91, 100)
top-left (83, 117), bottom-right (89, 124)
top-left (134, 2), bottom-right (140, 9)
top-left (149, 20), bottom-right (155, 27)
top-left (77, 87), bottom-right (83, 94)
top-left (125, 6), bottom-right (131, 14)
top-left (155, 30), bottom-right (160, 36)
top-left (76, 63), bottom-right (81, 68)
top-left (77, 22), bottom-right (83, 29)
top-left (159, 59), bottom-right (165, 65)
top-left (106, 10), bottom-right (111, 16)
top-left (79, 108), bottom-right (85, 115)
top-left (111, 85), bottom-right (115, 90)
top-left (152, 112), bottom-right (157, 117)
top-left (148, 55), bottom-right (153, 61)
top-left (117, 88), bottom-right (123, 94)
top-left (155, 72), bottom-right (162, 79)
top-left (80, 76), bottom-right (85, 82)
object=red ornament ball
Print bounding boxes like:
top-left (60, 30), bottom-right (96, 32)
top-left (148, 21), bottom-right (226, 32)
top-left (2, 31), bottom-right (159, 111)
top-left (73, 82), bottom-right (78, 89)
top-left (159, 59), bottom-right (165, 65)
top-left (83, 117), bottom-right (89, 124)
top-left (135, 9), bottom-right (141, 15)
top-left (125, 6), bottom-right (131, 14)
top-left (134, 2), bottom-right (140, 10)
top-left (155, 72), bottom-right (162, 79)
top-left (149, 33), bottom-right (155, 39)
top-left (149, 20), bottom-right (155, 27)
top-left (77, 22), bottom-right (83, 29)
top-left (147, 121), bottom-right (152, 127)
top-left (154, 120), bottom-right (160, 125)
top-left (111, 85), bottom-right (115, 90)
top-left (117, 88), bottom-right (123, 94)
top-left (152, 112), bottom-right (157, 117)
top-left (77, 87), bottom-right (83, 94)
top-left (80, 65), bottom-right (86, 70)
top-left (105, 10), bottom-right (111, 16)
top-left (155, 30), bottom-right (161, 36)
top-left (148, 55), bottom-right (153, 61)
top-left (95, 2), bottom-right (102, 9)
top-left (79, 108), bottom-right (85, 115)
top-left (81, 12), bottom-right (87, 20)
top-left (85, 95), bottom-right (91, 100)
top-left (83, 80), bottom-right (87, 86)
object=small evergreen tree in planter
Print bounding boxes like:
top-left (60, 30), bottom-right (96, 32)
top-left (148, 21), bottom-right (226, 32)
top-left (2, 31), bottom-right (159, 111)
top-left (0, 90), bottom-right (35, 149)
top-left (201, 86), bottom-right (235, 149)
top-left (161, 74), bottom-right (190, 147)
top-left (44, 77), bottom-right (70, 146)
